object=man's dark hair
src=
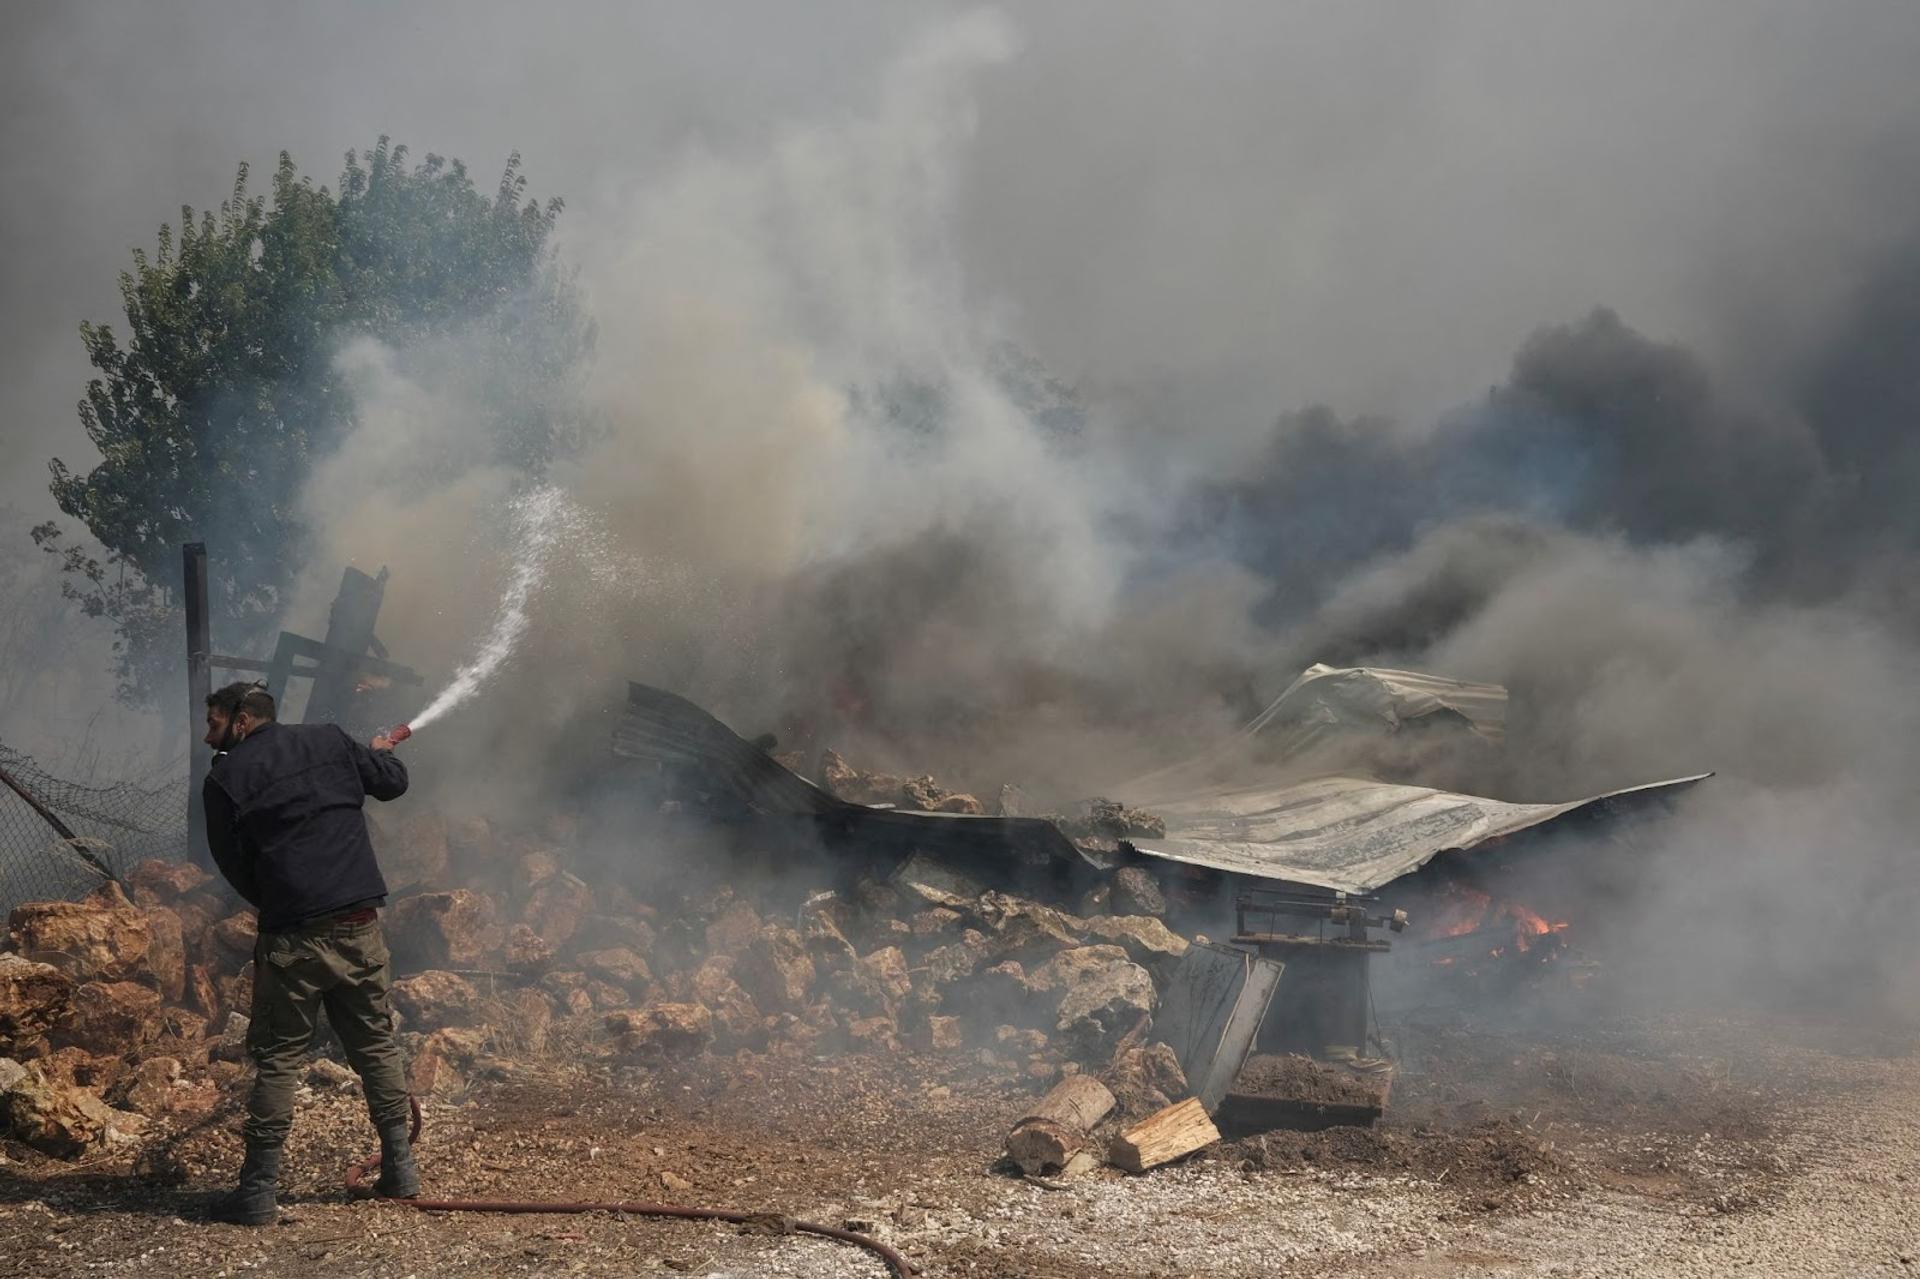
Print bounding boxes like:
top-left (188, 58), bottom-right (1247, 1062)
top-left (207, 681), bottom-right (276, 723)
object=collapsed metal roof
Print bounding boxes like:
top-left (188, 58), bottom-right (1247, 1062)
top-left (611, 668), bottom-right (1708, 895)
top-left (612, 682), bottom-right (1088, 871)
top-left (1125, 771), bottom-right (1710, 896)
top-left (1117, 663), bottom-right (1709, 893)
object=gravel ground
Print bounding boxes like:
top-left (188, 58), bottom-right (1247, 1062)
top-left (0, 1009), bottom-right (1911, 1278)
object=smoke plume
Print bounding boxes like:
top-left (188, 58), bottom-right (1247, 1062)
top-left (5, 5), bottom-right (1918, 1014)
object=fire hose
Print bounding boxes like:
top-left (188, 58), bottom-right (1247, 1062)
top-left (343, 1096), bottom-right (915, 1277)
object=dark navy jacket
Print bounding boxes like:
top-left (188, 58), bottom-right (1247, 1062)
top-left (203, 721), bottom-right (408, 931)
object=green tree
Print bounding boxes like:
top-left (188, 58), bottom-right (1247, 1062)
top-left (34, 139), bottom-right (592, 703)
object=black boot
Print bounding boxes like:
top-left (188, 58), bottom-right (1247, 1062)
top-left (374, 1120), bottom-right (419, 1198)
top-left (211, 1142), bottom-right (281, 1225)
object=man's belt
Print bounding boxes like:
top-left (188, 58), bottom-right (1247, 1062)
top-left (330, 907), bottom-right (378, 926)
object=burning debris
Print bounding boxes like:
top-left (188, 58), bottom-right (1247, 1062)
top-left (0, 660), bottom-right (1710, 1213)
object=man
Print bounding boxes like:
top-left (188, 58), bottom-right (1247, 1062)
top-left (200, 681), bottom-right (419, 1224)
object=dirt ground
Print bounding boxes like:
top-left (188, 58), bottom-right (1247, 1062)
top-left (1, 1004), bottom-right (1914, 1278)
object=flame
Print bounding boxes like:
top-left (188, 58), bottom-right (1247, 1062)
top-left (1423, 883), bottom-right (1571, 961)
top-left (1430, 885), bottom-right (1494, 937)
top-left (1506, 900), bottom-right (1571, 953)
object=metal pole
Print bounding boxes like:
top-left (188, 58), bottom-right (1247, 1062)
top-left (0, 761), bottom-right (119, 885)
top-left (183, 542), bottom-right (211, 868)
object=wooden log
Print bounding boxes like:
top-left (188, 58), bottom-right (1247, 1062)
top-left (1005, 1074), bottom-right (1116, 1175)
top-left (1108, 1097), bottom-right (1221, 1173)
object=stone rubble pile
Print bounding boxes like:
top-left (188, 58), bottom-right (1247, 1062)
top-left (0, 785), bottom-right (1201, 1165)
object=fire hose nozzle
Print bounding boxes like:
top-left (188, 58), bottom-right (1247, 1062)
top-left (388, 723), bottom-right (412, 745)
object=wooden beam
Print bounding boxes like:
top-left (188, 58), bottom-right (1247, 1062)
top-left (302, 566), bottom-right (390, 726)
top-left (1108, 1097), bottom-right (1220, 1173)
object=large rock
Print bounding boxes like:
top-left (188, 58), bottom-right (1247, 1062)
top-left (1081, 915), bottom-right (1190, 968)
top-left (217, 962), bottom-right (254, 1022)
top-left (408, 1026), bottom-right (487, 1098)
top-left (37, 1045), bottom-right (121, 1089)
top-left (860, 946), bottom-right (912, 1002)
top-left (503, 924), bottom-right (555, 976)
top-left (209, 911), bottom-right (258, 960)
top-left (704, 900), bottom-right (763, 957)
top-left (1037, 945), bottom-right (1157, 1058)
top-left (798, 903), bottom-right (859, 970)
top-left (893, 853), bottom-right (987, 910)
top-left (1110, 867), bottom-right (1169, 918)
top-left (973, 891), bottom-right (1087, 958)
top-left (0, 1061), bottom-right (145, 1157)
top-left (211, 1012), bottom-right (251, 1062)
top-left (113, 1055), bottom-right (183, 1117)
top-left (923, 1014), bottom-right (966, 1052)
top-left (900, 776), bottom-right (985, 815)
top-left (389, 890), bottom-right (500, 970)
top-left (579, 947), bottom-right (652, 989)
top-left (185, 962), bottom-right (221, 1022)
top-left (689, 958), bottom-right (762, 1048)
top-left (391, 970), bottom-right (480, 1029)
top-left (511, 849), bottom-right (561, 897)
top-left (830, 946), bottom-right (911, 1017)
top-left (143, 906), bottom-right (186, 1003)
top-left (126, 859), bottom-right (213, 905)
top-left (520, 873), bottom-right (594, 949)
top-left (172, 899), bottom-right (218, 966)
top-left (922, 930), bottom-right (991, 987)
top-left (1104, 1041), bottom-right (1190, 1120)
top-left (605, 1003), bottom-right (712, 1058)
top-left (845, 1013), bottom-right (901, 1052)
top-left (8, 882), bottom-right (151, 981)
top-left (819, 749), bottom-right (908, 805)
top-left (733, 926), bottom-right (815, 1012)
top-left (0, 953), bottom-right (74, 1052)
top-left (60, 981), bottom-right (164, 1052)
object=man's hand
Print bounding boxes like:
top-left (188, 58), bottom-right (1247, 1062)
top-left (370, 734), bottom-right (395, 752)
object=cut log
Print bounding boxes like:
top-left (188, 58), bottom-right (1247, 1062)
top-left (1004, 1073), bottom-right (1116, 1175)
top-left (1016, 1072), bottom-right (1116, 1130)
top-left (1108, 1097), bottom-right (1221, 1173)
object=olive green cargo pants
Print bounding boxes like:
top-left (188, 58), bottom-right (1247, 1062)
top-left (245, 914), bottom-right (411, 1147)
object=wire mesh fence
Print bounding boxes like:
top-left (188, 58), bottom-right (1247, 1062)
top-left (0, 741), bottom-right (189, 912)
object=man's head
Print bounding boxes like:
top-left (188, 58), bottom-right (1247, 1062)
top-left (205, 682), bottom-right (277, 751)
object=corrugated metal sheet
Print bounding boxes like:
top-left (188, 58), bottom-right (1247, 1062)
top-left (1127, 664), bottom-right (1509, 802)
top-left (612, 682), bottom-right (1090, 871)
top-left (1256, 663), bottom-right (1508, 745)
top-left (1128, 771), bottom-right (1711, 895)
top-left (612, 674), bottom-right (1707, 895)
top-left (1112, 663), bottom-right (1708, 892)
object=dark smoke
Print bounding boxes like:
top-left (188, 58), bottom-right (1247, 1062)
top-left (3, 7), bottom-right (1917, 1017)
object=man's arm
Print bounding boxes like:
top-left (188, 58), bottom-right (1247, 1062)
top-left (201, 777), bottom-right (261, 907)
top-left (342, 726), bottom-right (410, 801)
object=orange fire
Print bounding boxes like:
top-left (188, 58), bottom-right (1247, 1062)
top-left (1424, 885), bottom-right (1570, 956)
top-left (1506, 900), bottom-right (1571, 953)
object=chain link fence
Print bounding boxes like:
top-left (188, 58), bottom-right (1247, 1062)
top-left (0, 741), bottom-right (189, 911)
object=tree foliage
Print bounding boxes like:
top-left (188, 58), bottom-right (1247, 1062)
top-left (35, 138), bottom-right (591, 703)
